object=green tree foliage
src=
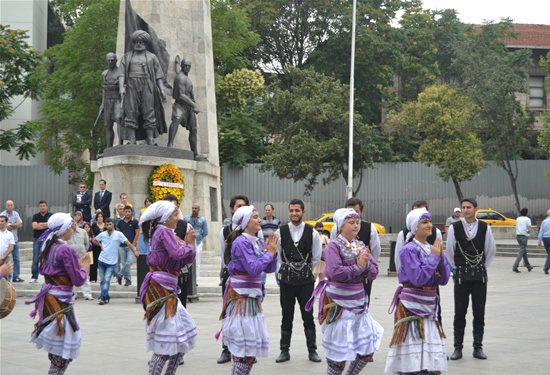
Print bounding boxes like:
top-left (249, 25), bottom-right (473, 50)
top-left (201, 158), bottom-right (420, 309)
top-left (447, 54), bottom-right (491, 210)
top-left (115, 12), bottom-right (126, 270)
top-left (216, 69), bottom-right (266, 168)
top-left (536, 53), bottom-right (550, 179)
top-left (0, 25), bottom-right (42, 160)
top-left (260, 66), bottom-right (378, 195)
top-left (211, 0), bottom-right (260, 77)
top-left (452, 20), bottom-right (534, 214)
top-left (386, 85), bottom-right (484, 201)
top-left (29, 0), bottom-right (119, 184)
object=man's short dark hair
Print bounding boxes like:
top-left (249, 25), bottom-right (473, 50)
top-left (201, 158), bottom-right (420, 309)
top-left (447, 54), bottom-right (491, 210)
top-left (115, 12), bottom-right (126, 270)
top-left (412, 200), bottom-right (428, 210)
top-left (265, 203), bottom-right (274, 210)
top-left (346, 197), bottom-right (363, 211)
top-left (38, 200), bottom-right (47, 205)
top-left (104, 218), bottom-right (113, 224)
top-left (289, 199), bottom-right (305, 210)
top-left (230, 195), bottom-right (249, 209)
top-left (0, 215), bottom-right (7, 223)
top-left (163, 194), bottom-right (179, 204)
top-left (520, 208), bottom-right (528, 216)
top-left (461, 198), bottom-right (478, 208)
top-left (99, 179), bottom-right (106, 184)
top-left (315, 222), bottom-right (324, 229)
top-left (124, 205), bottom-right (132, 211)
top-left (120, 193), bottom-right (127, 198)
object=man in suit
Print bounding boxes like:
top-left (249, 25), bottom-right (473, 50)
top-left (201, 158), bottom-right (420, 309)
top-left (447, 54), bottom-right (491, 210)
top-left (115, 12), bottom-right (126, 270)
top-left (73, 183), bottom-right (93, 222)
top-left (94, 179), bottom-right (112, 219)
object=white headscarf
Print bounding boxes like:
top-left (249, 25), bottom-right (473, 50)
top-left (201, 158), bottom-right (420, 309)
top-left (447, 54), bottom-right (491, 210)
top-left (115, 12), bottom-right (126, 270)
top-left (38, 213), bottom-right (74, 242)
top-left (405, 208), bottom-right (432, 242)
top-left (232, 205), bottom-right (257, 231)
top-left (333, 208), bottom-right (360, 233)
top-left (139, 201), bottom-right (177, 226)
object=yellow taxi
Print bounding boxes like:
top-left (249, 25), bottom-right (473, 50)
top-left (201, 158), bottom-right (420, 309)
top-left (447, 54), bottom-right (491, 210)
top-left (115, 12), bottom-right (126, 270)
top-left (304, 213), bottom-right (386, 236)
top-left (475, 209), bottom-right (516, 226)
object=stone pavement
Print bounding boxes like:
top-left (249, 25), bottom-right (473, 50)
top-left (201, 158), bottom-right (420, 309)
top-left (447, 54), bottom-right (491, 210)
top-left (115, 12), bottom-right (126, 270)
top-left (1, 257), bottom-right (548, 374)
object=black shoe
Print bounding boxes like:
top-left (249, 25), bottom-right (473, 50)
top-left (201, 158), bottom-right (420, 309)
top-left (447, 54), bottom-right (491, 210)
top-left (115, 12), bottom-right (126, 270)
top-left (308, 351), bottom-right (321, 363)
top-left (544, 268), bottom-right (549, 275)
top-left (275, 351), bottom-right (290, 363)
top-left (450, 348), bottom-right (463, 360)
top-left (513, 269), bottom-right (521, 273)
top-left (12, 277), bottom-right (24, 282)
top-left (473, 348), bottom-right (487, 359)
top-left (179, 357), bottom-right (184, 365)
top-left (217, 350), bottom-right (231, 364)
top-left (528, 267), bottom-right (533, 272)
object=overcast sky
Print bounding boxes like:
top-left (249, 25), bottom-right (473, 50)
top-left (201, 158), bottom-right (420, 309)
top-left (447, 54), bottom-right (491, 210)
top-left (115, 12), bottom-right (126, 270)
top-left (419, 0), bottom-right (549, 25)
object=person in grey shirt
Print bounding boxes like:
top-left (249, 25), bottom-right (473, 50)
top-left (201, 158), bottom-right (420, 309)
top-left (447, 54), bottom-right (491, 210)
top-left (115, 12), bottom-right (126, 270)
top-left (445, 207), bottom-right (462, 236)
top-left (67, 220), bottom-right (94, 300)
top-left (513, 208), bottom-right (532, 273)
top-left (537, 209), bottom-right (550, 274)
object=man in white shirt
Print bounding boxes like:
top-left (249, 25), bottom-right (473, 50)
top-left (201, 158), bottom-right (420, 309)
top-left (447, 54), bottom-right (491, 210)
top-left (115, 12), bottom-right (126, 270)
top-left (0, 215), bottom-right (15, 281)
top-left (275, 199), bottom-right (322, 364)
top-left (0, 201), bottom-right (23, 282)
top-left (513, 208), bottom-right (532, 273)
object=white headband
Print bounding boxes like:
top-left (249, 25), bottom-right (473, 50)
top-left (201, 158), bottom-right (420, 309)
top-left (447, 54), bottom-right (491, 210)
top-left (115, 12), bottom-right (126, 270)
top-left (232, 205), bottom-right (256, 231)
top-left (38, 213), bottom-right (74, 242)
top-left (139, 201), bottom-right (177, 226)
top-left (333, 208), bottom-right (360, 232)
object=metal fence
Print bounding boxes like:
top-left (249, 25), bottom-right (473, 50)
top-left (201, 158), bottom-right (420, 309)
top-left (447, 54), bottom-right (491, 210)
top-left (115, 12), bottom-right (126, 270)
top-left (222, 161), bottom-right (550, 233)
top-left (0, 166), bottom-right (71, 241)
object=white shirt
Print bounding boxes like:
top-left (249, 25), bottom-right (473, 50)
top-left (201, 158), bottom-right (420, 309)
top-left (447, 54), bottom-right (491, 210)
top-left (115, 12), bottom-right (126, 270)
top-left (446, 219), bottom-right (496, 268)
top-left (0, 228), bottom-right (15, 256)
top-left (516, 216), bottom-right (531, 236)
top-left (330, 222), bottom-right (381, 260)
top-left (275, 222), bottom-right (322, 269)
top-left (394, 227), bottom-right (443, 271)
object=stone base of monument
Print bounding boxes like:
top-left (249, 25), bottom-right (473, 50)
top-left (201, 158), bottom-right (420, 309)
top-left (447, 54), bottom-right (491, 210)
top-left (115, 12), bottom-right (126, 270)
top-left (90, 145), bottom-right (221, 235)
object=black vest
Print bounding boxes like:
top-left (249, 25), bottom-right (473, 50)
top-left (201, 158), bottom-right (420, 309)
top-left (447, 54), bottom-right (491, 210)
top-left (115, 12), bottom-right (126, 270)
top-left (402, 226), bottom-right (437, 245)
top-left (175, 219), bottom-right (189, 239)
top-left (452, 220), bottom-right (487, 267)
top-left (357, 221), bottom-right (372, 246)
top-left (223, 224), bottom-right (232, 240)
top-left (280, 223), bottom-right (313, 263)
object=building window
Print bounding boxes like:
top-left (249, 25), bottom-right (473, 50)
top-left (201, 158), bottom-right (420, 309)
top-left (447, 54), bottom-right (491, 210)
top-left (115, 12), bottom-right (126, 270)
top-left (529, 76), bottom-right (546, 109)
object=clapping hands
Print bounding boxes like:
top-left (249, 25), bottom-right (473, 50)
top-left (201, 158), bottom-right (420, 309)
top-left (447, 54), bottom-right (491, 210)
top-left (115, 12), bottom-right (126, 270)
top-left (265, 232), bottom-right (279, 256)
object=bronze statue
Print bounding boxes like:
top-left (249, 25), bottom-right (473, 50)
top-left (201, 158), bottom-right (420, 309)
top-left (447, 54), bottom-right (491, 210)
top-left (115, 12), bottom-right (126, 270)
top-left (167, 58), bottom-right (205, 160)
top-left (99, 53), bottom-right (123, 148)
top-left (118, 30), bottom-right (167, 145)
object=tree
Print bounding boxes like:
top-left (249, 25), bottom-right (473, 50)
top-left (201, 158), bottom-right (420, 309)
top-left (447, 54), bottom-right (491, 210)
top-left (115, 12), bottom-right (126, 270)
top-left (452, 20), bottom-right (534, 214)
top-left (28, 0), bottom-right (119, 184)
top-left (0, 25), bottom-right (42, 160)
top-left (536, 53), bottom-right (550, 179)
top-left (386, 85), bottom-right (484, 201)
top-left (260, 66), bottom-right (378, 195)
top-left (211, 0), bottom-right (260, 77)
top-left (216, 68), bottom-right (266, 168)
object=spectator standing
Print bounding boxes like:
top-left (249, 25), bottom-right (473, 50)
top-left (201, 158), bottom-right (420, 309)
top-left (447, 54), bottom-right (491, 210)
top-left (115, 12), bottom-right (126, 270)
top-left (113, 203), bottom-right (125, 228)
top-left (31, 201), bottom-right (53, 283)
top-left (116, 206), bottom-right (140, 286)
top-left (1, 200), bottom-right (23, 282)
top-left (313, 222), bottom-right (329, 281)
top-left (139, 197), bottom-right (153, 254)
top-left (73, 183), bottom-right (93, 222)
top-left (538, 209), bottom-right (550, 275)
top-left (67, 220), bottom-right (94, 300)
top-left (0, 215), bottom-right (15, 281)
top-left (445, 207), bottom-right (462, 236)
top-left (94, 179), bottom-right (112, 218)
top-left (93, 218), bottom-right (136, 305)
top-left (113, 193), bottom-right (135, 216)
top-left (261, 203), bottom-right (281, 237)
top-left (513, 208), bottom-right (532, 273)
top-left (447, 198), bottom-right (496, 361)
top-left (90, 212), bottom-right (107, 282)
top-left (183, 203), bottom-right (209, 286)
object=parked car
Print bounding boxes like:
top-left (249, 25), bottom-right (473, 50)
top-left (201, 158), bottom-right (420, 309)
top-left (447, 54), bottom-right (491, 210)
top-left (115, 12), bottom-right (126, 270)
top-left (304, 213), bottom-right (386, 236)
top-left (475, 209), bottom-right (516, 226)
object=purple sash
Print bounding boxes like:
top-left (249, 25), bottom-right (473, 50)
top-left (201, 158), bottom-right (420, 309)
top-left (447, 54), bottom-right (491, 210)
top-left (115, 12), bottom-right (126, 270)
top-left (306, 279), bottom-right (368, 317)
top-left (388, 286), bottom-right (438, 321)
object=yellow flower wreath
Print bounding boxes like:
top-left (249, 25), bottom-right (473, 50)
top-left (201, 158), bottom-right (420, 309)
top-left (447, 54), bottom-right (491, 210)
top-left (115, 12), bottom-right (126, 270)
top-left (148, 164), bottom-right (185, 202)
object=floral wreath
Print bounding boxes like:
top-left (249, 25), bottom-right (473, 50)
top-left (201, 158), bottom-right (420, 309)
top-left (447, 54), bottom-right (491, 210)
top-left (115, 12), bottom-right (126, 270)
top-left (149, 164), bottom-right (185, 202)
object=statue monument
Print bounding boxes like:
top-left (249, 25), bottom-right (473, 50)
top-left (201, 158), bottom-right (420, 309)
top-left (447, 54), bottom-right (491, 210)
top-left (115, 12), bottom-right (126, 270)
top-left (99, 53), bottom-right (123, 148)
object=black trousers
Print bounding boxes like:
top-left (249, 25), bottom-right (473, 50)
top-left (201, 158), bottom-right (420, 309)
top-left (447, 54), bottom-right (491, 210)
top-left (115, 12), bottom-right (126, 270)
top-left (453, 278), bottom-right (487, 349)
top-left (177, 273), bottom-right (188, 308)
top-left (363, 279), bottom-right (373, 306)
top-left (280, 281), bottom-right (316, 333)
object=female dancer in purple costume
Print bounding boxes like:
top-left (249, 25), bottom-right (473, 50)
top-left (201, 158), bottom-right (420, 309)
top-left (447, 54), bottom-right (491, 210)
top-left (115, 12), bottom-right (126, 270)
top-left (139, 201), bottom-right (197, 375)
top-left (307, 208), bottom-right (384, 375)
top-left (26, 213), bottom-right (91, 375)
top-left (384, 208), bottom-right (450, 375)
top-left (218, 205), bottom-right (279, 374)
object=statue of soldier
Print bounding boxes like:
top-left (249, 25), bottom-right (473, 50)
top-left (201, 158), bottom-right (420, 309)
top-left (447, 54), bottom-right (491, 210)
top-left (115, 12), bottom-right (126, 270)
top-left (167, 58), bottom-right (205, 160)
top-left (100, 53), bottom-right (123, 148)
top-left (118, 30), bottom-right (167, 145)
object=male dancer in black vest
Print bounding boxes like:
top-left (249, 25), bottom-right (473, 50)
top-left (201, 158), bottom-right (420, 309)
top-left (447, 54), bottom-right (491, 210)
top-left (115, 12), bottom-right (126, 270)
top-left (446, 198), bottom-right (496, 361)
top-left (330, 198), bottom-right (380, 306)
top-left (217, 194), bottom-right (249, 364)
top-left (275, 199), bottom-right (322, 363)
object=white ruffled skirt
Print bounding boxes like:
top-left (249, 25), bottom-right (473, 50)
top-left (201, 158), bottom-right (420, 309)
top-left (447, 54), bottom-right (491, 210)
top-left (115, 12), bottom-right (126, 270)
top-left (322, 309), bottom-right (384, 362)
top-left (146, 298), bottom-right (197, 356)
top-left (384, 318), bottom-right (447, 374)
top-left (29, 310), bottom-right (81, 359)
top-left (220, 300), bottom-right (269, 358)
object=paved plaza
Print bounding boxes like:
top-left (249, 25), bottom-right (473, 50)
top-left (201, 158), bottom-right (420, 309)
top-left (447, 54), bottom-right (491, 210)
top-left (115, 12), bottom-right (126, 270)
top-left (1, 256), bottom-right (548, 374)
